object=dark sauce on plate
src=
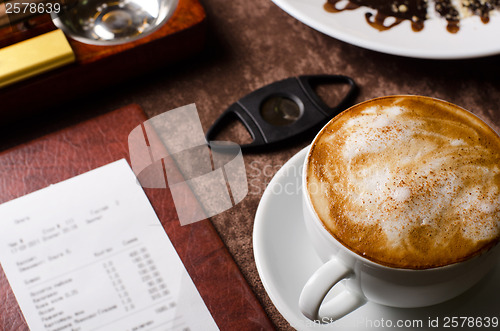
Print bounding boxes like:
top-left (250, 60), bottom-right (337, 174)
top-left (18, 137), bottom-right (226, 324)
top-left (324, 0), bottom-right (499, 33)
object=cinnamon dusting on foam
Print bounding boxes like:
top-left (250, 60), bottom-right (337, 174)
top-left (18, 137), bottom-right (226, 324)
top-left (307, 96), bottom-right (500, 269)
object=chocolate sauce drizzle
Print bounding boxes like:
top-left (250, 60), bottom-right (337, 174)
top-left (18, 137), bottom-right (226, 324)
top-left (434, 0), bottom-right (460, 33)
top-left (324, 0), bottom-right (498, 34)
top-left (324, 0), bottom-right (359, 13)
top-left (325, 0), bottom-right (425, 32)
top-left (365, 13), bottom-right (405, 32)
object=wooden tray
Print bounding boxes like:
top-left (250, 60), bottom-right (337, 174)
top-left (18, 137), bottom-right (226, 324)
top-left (0, 0), bottom-right (207, 122)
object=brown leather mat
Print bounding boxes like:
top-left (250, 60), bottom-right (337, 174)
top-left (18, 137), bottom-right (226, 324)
top-left (0, 104), bottom-right (274, 330)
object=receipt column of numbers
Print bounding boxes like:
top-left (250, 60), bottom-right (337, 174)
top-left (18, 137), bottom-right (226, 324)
top-left (103, 247), bottom-right (172, 312)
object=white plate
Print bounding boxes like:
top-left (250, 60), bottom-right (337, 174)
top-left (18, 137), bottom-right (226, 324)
top-left (253, 147), bottom-right (500, 330)
top-left (272, 0), bottom-right (500, 59)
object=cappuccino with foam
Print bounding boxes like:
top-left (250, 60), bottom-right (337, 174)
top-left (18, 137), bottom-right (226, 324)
top-left (306, 96), bottom-right (500, 269)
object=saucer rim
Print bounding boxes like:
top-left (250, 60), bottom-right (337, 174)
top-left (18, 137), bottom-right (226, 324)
top-left (253, 147), bottom-right (313, 329)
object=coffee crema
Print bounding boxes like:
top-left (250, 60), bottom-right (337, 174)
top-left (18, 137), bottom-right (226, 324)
top-left (307, 96), bottom-right (500, 269)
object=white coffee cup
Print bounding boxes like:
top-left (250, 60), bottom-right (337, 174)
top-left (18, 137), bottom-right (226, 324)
top-left (299, 96), bottom-right (500, 323)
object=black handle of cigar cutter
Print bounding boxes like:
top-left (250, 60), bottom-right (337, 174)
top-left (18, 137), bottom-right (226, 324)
top-left (206, 75), bottom-right (358, 151)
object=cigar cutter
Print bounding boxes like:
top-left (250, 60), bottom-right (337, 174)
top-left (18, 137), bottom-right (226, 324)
top-left (206, 75), bottom-right (358, 151)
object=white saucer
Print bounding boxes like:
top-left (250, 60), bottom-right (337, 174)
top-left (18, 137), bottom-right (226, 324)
top-left (253, 147), bottom-right (500, 330)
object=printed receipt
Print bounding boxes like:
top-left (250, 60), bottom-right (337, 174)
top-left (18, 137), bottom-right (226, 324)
top-left (0, 159), bottom-right (219, 331)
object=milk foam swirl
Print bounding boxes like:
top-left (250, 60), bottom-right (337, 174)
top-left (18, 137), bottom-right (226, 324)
top-left (307, 97), bottom-right (500, 268)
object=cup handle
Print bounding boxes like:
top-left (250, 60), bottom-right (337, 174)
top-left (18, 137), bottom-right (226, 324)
top-left (299, 258), bottom-right (366, 323)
